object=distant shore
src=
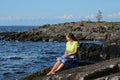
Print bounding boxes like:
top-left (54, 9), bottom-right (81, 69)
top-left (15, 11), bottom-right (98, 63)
top-left (0, 21), bottom-right (120, 44)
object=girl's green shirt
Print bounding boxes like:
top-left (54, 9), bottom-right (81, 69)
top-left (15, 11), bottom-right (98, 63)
top-left (66, 41), bottom-right (79, 54)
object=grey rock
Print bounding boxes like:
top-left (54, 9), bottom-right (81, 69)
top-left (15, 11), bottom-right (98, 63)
top-left (1, 22), bottom-right (120, 42)
top-left (19, 58), bottom-right (120, 80)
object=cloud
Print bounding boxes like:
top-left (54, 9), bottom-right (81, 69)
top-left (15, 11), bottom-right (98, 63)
top-left (0, 16), bottom-right (19, 21)
top-left (58, 14), bottom-right (74, 19)
top-left (85, 15), bottom-right (94, 19)
top-left (57, 14), bottom-right (83, 20)
top-left (0, 15), bottom-right (93, 21)
top-left (77, 16), bottom-right (82, 19)
top-left (0, 16), bottom-right (46, 21)
top-left (107, 12), bottom-right (120, 18)
top-left (0, 16), bottom-right (31, 21)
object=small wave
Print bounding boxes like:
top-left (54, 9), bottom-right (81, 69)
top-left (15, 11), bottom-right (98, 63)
top-left (9, 57), bottom-right (24, 60)
top-left (3, 72), bottom-right (12, 76)
top-left (0, 57), bottom-right (7, 61)
top-left (15, 71), bottom-right (25, 74)
top-left (42, 50), bottom-right (58, 54)
top-left (0, 41), bottom-right (65, 80)
top-left (6, 56), bottom-right (37, 60)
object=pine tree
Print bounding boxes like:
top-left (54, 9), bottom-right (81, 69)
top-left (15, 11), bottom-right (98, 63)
top-left (96, 10), bottom-right (102, 22)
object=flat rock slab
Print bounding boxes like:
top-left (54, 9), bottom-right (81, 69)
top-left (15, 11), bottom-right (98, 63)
top-left (95, 73), bottom-right (120, 80)
top-left (40, 58), bottom-right (120, 80)
top-left (20, 58), bottom-right (120, 80)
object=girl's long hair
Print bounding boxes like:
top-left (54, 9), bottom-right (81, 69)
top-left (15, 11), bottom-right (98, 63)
top-left (66, 32), bottom-right (78, 41)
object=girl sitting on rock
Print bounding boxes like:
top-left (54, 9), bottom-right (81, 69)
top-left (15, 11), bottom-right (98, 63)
top-left (47, 32), bottom-right (79, 75)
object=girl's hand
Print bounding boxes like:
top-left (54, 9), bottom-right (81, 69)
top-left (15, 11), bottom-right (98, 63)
top-left (63, 54), bottom-right (69, 58)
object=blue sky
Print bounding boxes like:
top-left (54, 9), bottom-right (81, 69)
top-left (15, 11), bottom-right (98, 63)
top-left (0, 0), bottom-right (120, 25)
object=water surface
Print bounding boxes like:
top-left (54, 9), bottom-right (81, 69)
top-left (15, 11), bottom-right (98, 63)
top-left (0, 41), bottom-right (65, 80)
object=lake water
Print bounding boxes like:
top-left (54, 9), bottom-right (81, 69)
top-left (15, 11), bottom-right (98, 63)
top-left (0, 26), bottom-right (104, 80)
top-left (0, 41), bottom-right (65, 80)
top-left (0, 26), bottom-right (65, 80)
top-left (0, 26), bottom-right (36, 32)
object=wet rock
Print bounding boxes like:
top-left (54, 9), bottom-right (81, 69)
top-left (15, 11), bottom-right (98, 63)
top-left (48, 38), bottom-right (54, 42)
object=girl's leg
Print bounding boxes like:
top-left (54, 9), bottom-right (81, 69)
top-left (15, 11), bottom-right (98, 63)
top-left (47, 61), bottom-right (61, 75)
top-left (54, 63), bottom-right (64, 73)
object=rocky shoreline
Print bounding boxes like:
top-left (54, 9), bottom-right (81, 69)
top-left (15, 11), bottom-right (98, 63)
top-left (0, 21), bottom-right (120, 44)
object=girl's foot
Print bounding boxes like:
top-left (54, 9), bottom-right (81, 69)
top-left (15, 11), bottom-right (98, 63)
top-left (51, 72), bottom-right (55, 75)
top-left (47, 72), bottom-right (55, 75)
top-left (47, 72), bottom-right (51, 75)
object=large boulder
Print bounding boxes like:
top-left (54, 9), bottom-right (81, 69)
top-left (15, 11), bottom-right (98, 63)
top-left (101, 45), bottom-right (120, 60)
top-left (78, 41), bottom-right (104, 62)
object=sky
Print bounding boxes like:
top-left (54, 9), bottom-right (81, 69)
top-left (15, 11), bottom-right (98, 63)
top-left (0, 0), bottom-right (120, 26)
